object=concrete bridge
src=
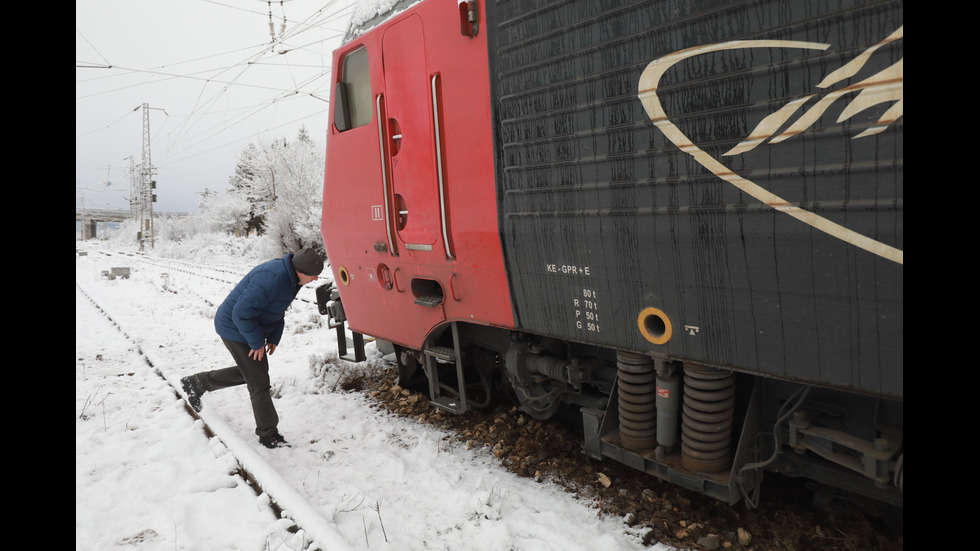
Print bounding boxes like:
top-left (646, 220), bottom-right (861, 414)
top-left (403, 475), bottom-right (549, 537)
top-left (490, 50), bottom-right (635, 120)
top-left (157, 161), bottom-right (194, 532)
top-left (75, 208), bottom-right (129, 239)
top-left (75, 208), bottom-right (187, 239)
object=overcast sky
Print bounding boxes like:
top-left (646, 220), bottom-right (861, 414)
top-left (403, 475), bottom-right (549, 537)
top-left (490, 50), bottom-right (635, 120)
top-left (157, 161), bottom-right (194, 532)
top-left (76, 0), bottom-right (359, 214)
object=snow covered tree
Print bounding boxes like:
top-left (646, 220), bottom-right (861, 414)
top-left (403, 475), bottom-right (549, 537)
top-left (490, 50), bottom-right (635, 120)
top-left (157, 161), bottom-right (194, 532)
top-left (196, 191), bottom-right (253, 235)
top-left (226, 127), bottom-right (325, 256)
top-left (228, 142), bottom-right (274, 236)
top-left (266, 127), bottom-right (325, 255)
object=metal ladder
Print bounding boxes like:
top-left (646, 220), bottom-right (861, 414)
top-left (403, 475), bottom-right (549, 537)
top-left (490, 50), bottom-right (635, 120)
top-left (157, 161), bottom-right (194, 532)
top-left (422, 322), bottom-right (469, 414)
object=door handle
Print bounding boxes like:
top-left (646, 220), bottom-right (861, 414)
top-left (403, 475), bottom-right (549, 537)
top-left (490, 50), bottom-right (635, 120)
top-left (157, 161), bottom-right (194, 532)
top-left (389, 117), bottom-right (402, 155)
top-left (431, 74), bottom-right (454, 260)
top-left (376, 94), bottom-right (397, 256)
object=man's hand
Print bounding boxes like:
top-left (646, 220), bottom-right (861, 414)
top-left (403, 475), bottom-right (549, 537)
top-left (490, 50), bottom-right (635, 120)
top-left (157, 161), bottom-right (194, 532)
top-left (248, 343), bottom-right (276, 361)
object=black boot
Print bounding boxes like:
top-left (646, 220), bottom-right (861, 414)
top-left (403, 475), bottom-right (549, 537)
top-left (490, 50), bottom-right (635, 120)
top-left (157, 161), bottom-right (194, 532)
top-left (259, 431), bottom-right (288, 449)
top-left (180, 376), bottom-right (204, 412)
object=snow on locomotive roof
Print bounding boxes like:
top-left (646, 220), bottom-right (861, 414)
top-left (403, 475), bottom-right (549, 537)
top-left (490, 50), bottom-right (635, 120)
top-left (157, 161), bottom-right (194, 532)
top-left (343, 0), bottom-right (425, 42)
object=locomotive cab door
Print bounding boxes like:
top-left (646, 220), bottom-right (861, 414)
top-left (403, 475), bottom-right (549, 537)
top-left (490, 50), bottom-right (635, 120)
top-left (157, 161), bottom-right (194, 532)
top-left (381, 15), bottom-right (444, 253)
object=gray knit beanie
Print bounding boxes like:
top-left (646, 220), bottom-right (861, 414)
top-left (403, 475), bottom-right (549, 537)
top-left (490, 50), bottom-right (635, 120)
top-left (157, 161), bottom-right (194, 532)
top-left (292, 248), bottom-right (324, 276)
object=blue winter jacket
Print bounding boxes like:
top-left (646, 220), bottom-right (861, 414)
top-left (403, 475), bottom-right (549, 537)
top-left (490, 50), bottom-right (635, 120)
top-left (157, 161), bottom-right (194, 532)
top-left (214, 253), bottom-right (303, 351)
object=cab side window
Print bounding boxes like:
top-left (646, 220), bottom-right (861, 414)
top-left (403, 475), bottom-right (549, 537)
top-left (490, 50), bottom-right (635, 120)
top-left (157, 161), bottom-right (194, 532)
top-left (334, 46), bottom-right (371, 132)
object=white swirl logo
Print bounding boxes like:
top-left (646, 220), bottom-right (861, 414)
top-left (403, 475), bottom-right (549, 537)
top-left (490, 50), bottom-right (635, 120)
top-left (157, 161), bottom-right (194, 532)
top-left (637, 27), bottom-right (903, 265)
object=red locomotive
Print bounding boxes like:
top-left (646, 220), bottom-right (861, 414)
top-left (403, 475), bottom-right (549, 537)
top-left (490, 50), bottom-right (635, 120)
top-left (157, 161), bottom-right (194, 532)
top-left (319, 0), bottom-right (903, 508)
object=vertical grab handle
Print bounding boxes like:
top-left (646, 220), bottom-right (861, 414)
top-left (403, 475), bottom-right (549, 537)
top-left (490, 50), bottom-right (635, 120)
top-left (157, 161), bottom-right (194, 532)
top-left (376, 94), bottom-right (397, 256)
top-left (431, 74), bottom-right (454, 260)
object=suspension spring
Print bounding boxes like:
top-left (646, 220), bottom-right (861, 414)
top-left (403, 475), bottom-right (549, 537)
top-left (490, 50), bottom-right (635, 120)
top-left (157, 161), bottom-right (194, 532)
top-left (680, 364), bottom-right (735, 473)
top-left (616, 352), bottom-right (657, 450)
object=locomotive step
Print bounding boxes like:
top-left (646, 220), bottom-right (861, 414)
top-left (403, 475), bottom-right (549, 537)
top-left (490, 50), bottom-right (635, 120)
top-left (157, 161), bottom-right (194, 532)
top-left (430, 395), bottom-right (463, 414)
top-left (424, 345), bottom-right (457, 362)
top-left (414, 295), bottom-right (443, 307)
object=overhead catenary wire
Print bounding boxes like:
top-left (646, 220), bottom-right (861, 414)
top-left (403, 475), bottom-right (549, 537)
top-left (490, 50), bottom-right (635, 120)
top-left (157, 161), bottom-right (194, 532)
top-left (76, 28), bottom-right (112, 68)
top-left (75, 1), bottom-right (350, 114)
top-left (76, 0), bottom-right (355, 195)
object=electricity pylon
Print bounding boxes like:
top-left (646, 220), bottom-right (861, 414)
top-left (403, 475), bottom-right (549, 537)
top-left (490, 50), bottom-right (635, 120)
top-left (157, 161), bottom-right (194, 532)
top-left (135, 103), bottom-right (165, 249)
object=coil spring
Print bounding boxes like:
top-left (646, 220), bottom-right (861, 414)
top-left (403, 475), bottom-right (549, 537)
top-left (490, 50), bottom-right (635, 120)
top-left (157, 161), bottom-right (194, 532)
top-left (680, 365), bottom-right (735, 473)
top-left (616, 352), bottom-right (657, 450)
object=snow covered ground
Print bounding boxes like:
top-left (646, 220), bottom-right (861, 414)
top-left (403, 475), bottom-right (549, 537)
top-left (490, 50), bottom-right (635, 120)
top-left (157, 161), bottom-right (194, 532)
top-left (75, 236), bottom-right (681, 551)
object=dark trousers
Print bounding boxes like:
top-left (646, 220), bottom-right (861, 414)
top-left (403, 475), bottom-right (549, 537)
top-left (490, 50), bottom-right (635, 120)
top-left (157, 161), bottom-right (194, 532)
top-left (197, 338), bottom-right (279, 438)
